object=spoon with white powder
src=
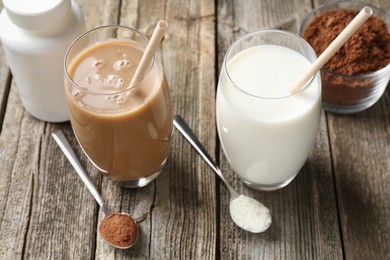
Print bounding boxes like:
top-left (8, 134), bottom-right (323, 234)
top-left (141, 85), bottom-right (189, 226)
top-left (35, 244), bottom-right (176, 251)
top-left (173, 115), bottom-right (272, 233)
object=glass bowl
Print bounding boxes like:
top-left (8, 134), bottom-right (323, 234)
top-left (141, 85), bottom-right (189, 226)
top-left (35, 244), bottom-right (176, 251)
top-left (299, 1), bottom-right (390, 114)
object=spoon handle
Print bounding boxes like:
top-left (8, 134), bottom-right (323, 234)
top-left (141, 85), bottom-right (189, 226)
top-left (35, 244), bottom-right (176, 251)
top-left (173, 115), bottom-right (239, 198)
top-left (52, 130), bottom-right (108, 215)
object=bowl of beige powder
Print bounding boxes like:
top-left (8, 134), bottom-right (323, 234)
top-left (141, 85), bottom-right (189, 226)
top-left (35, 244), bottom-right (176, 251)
top-left (300, 1), bottom-right (390, 114)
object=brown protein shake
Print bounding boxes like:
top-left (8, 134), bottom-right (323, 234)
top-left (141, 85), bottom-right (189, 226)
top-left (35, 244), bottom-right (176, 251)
top-left (65, 27), bottom-right (173, 187)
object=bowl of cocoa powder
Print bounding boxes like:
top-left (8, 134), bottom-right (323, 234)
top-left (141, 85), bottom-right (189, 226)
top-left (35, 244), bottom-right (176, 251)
top-left (300, 1), bottom-right (390, 114)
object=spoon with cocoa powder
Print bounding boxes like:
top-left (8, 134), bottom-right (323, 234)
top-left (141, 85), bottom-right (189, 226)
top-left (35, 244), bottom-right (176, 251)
top-left (52, 130), bottom-right (138, 249)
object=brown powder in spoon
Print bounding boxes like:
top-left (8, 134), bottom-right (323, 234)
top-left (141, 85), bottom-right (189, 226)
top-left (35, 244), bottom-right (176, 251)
top-left (99, 212), bottom-right (138, 248)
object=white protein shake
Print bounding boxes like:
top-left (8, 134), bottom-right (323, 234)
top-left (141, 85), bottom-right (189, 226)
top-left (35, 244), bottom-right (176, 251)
top-left (216, 44), bottom-right (321, 190)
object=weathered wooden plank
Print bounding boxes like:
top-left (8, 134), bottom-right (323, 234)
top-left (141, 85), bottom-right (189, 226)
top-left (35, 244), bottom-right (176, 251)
top-left (92, 0), bottom-right (217, 259)
top-left (328, 98), bottom-right (390, 260)
top-left (91, 0), bottom-right (167, 258)
top-left (25, 124), bottom-right (101, 259)
top-left (0, 86), bottom-right (99, 259)
top-left (24, 1), bottom-right (122, 258)
top-left (145, 0), bottom-right (217, 259)
top-left (78, 0), bottom-right (121, 28)
top-left (0, 0), bottom-right (118, 259)
top-left (0, 84), bottom-right (33, 259)
top-left (0, 0), bottom-right (387, 259)
top-left (0, 1), bottom-right (11, 131)
top-left (313, 0), bottom-right (390, 259)
top-left (216, 0), bottom-right (343, 259)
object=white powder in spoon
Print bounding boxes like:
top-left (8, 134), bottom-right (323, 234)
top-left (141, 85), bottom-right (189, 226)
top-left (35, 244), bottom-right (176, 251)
top-left (229, 195), bottom-right (272, 233)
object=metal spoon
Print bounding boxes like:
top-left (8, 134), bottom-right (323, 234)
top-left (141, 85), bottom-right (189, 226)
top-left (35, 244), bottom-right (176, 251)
top-left (173, 115), bottom-right (271, 233)
top-left (52, 130), bottom-right (138, 249)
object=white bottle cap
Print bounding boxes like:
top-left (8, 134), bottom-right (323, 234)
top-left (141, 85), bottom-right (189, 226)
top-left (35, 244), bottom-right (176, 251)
top-left (3, 0), bottom-right (71, 30)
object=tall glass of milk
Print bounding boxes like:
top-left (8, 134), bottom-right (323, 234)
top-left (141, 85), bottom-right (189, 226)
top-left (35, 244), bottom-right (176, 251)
top-left (216, 30), bottom-right (321, 191)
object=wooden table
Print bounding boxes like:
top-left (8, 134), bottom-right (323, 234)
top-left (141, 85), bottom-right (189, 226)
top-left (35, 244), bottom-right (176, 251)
top-left (1, 0), bottom-right (389, 259)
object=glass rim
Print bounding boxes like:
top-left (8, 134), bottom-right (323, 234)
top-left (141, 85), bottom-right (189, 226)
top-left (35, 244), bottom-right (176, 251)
top-left (320, 63), bottom-right (390, 78)
top-left (64, 24), bottom-right (155, 96)
top-left (223, 29), bottom-right (318, 100)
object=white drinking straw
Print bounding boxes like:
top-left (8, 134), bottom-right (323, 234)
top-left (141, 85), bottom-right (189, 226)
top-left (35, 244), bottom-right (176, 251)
top-left (129, 20), bottom-right (168, 88)
top-left (288, 7), bottom-right (373, 94)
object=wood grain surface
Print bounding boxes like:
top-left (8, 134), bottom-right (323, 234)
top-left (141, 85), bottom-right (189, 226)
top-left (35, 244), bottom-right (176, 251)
top-left (0, 0), bottom-right (389, 259)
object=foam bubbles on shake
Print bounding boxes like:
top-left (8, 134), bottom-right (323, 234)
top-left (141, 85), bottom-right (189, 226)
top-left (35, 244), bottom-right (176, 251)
top-left (114, 59), bottom-right (132, 71)
top-left (66, 39), bottom-right (173, 181)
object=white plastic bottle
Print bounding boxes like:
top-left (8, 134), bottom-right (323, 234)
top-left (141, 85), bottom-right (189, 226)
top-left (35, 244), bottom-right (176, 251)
top-left (0, 0), bottom-right (86, 122)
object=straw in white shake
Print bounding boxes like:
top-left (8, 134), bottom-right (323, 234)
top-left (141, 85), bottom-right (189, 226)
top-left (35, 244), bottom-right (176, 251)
top-left (288, 7), bottom-right (373, 94)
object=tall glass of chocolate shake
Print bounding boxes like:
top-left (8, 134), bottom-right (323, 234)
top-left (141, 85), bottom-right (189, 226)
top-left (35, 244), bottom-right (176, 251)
top-left (64, 25), bottom-right (173, 188)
